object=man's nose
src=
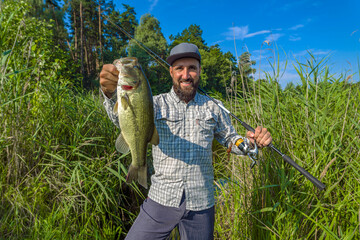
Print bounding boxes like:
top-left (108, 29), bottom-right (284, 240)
top-left (181, 68), bottom-right (190, 79)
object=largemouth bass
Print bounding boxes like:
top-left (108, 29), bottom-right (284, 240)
top-left (113, 57), bottom-right (159, 189)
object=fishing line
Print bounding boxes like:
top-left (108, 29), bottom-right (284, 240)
top-left (102, 13), bottom-right (170, 70)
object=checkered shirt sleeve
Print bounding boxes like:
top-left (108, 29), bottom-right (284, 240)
top-left (101, 89), bottom-right (120, 129)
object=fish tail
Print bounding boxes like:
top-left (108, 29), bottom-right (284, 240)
top-left (126, 164), bottom-right (148, 189)
top-left (137, 164), bottom-right (148, 189)
top-left (126, 165), bottom-right (138, 184)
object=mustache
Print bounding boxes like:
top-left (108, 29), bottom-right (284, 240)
top-left (179, 78), bottom-right (194, 83)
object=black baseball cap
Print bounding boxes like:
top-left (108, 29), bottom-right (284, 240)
top-left (166, 43), bottom-right (201, 66)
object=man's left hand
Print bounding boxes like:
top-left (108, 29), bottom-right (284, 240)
top-left (246, 126), bottom-right (272, 148)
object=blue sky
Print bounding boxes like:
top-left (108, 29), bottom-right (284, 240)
top-left (117, 0), bottom-right (360, 86)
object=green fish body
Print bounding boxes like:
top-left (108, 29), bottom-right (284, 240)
top-left (113, 57), bottom-right (159, 188)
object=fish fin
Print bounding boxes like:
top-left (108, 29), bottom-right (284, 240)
top-left (115, 133), bottom-right (130, 153)
top-left (113, 101), bottom-right (118, 115)
top-left (149, 126), bottom-right (160, 146)
top-left (137, 164), bottom-right (148, 189)
top-left (126, 164), bottom-right (148, 189)
top-left (121, 94), bottom-right (129, 110)
top-left (126, 164), bottom-right (138, 184)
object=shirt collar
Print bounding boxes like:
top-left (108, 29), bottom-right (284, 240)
top-left (170, 86), bottom-right (200, 104)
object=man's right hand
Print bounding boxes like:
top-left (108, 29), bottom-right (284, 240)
top-left (99, 64), bottom-right (119, 98)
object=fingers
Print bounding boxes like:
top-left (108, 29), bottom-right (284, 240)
top-left (254, 126), bottom-right (262, 139)
top-left (246, 130), bottom-right (255, 145)
top-left (257, 131), bottom-right (272, 148)
top-left (100, 64), bottom-right (119, 97)
top-left (247, 126), bottom-right (272, 148)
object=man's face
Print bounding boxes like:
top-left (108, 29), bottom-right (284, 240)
top-left (169, 58), bottom-right (201, 103)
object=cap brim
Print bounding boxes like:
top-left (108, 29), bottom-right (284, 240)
top-left (166, 52), bottom-right (201, 66)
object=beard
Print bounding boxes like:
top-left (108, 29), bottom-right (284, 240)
top-left (173, 77), bottom-right (199, 103)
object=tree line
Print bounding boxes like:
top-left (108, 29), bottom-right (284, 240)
top-left (24, 0), bottom-right (256, 96)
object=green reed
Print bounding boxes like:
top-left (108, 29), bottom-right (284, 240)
top-left (2, 1), bottom-right (360, 239)
top-left (1, 2), bottom-right (144, 239)
top-left (213, 52), bottom-right (360, 239)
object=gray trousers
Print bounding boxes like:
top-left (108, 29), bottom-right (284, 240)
top-left (125, 193), bottom-right (215, 240)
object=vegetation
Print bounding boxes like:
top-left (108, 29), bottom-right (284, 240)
top-left (1, 0), bottom-right (359, 239)
top-left (213, 54), bottom-right (360, 239)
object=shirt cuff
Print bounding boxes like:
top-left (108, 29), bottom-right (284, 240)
top-left (100, 88), bottom-right (117, 103)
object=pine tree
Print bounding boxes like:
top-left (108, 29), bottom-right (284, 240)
top-left (200, 45), bottom-right (235, 95)
top-left (128, 14), bottom-right (169, 94)
top-left (169, 24), bottom-right (208, 51)
top-left (67, 0), bottom-right (131, 87)
top-left (27, 0), bottom-right (68, 50)
top-left (103, 3), bottom-right (138, 63)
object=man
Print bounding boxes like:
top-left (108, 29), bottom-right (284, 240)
top-left (99, 43), bottom-right (272, 239)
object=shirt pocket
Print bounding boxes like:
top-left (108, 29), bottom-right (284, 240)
top-left (195, 111), bottom-right (217, 146)
top-left (155, 109), bottom-right (183, 140)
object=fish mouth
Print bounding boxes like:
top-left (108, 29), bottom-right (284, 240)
top-left (121, 85), bottom-right (134, 91)
top-left (120, 57), bottom-right (138, 66)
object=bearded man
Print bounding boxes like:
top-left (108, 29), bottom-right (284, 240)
top-left (99, 43), bottom-right (272, 240)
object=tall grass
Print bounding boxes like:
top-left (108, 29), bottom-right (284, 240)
top-left (1, 85), bottom-right (145, 238)
top-left (213, 53), bottom-right (360, 239)
top-left (0, 71), bottom-right (145, 238)
top-left (0, 2), bottom-right (145, 239)
top-left (2, 1), bottom-right (360, 239)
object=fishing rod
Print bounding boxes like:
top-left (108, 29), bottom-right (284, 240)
top-left (104, 15), bottom-right (326, 191)
top-left (198, 88), bottom-right (326, 191)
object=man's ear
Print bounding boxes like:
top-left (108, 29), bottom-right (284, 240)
top-left (169, 66), bottom-right (173, 78)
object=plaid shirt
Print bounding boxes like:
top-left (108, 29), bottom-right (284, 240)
top-left (102, 87), bottom-right (244, 211)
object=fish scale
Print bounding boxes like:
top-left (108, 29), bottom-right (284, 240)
top-left (113, 57), bottom-right (159, 189)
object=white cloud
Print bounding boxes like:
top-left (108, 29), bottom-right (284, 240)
top-left (265, 33), bottom-right (283, 42)
top-left (225, 25), bottom-right (271, 40)
top-left (292, 50), bottom-right (309, 57)
top-left (246, 30), bottom-right (272, 38)
top-left (292, 49), bottom-right (332, 58)
top-left (211, 40), bottom-right (224, 46)
top-left (312, 50), bottom-right (332, 55)
top-left (149, 0), bottom-right (159, 12)
top-left (289, 24), bottom-right (304, 30)
top-left (289, 35), bottom-right (301, 41)
top-left (228, 26), bottom-right (249, 40)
